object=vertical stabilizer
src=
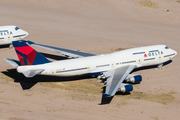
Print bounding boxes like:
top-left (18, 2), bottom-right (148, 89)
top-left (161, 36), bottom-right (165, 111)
top-left (12, 40), bottom-right (51, 65)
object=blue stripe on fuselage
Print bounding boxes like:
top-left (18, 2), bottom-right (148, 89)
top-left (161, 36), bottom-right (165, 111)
top-left (133, 52), bottom-right (145, 55)
top-left (0, 30), bottom-right (9, 33)
top-left (149, 50), bottom-right (159, 52)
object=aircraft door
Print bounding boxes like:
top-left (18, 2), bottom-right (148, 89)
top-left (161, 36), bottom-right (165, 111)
top-left (138, 58), bottom-right (142, 64)
top-left (8, 35), bottom-right (12, 41)
top-left (159, 55), bottom-right (163, 61)
top-left (4, 31), bottom-right (12, 43)
top-left (87, 65), bottom-right (91, 71)
top-left (111, 62), bottom-right (115, 68)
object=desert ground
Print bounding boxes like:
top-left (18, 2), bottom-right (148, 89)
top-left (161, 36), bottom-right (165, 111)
top-left (0, 0), bottom-right (180, 120)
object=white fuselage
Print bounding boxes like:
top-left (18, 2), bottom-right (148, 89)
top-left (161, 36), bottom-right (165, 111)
top-left (0, 25), bottom-right (28, 45)
top-left (17, 45), bottom-right (177, 76)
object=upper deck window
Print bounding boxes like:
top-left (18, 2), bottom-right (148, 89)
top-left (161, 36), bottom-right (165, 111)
top-left (15, 27), bottom-right (20, 31)
top-left (165, 46), bottom-right (169, 49)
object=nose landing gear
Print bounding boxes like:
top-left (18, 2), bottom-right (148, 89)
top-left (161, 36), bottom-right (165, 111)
top-left (157, 64), bottom-right (163, 70)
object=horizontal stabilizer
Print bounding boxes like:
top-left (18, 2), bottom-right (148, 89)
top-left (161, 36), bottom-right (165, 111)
top-left (4, 58), bottom-right (21, 68)
top-left (22, 69), bottom-right (44, 78)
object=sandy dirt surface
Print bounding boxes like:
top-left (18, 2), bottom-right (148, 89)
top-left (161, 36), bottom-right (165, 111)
top-left (0, 0), bottom-right (180, 120)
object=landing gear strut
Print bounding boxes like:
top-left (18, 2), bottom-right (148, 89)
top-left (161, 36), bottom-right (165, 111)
top-left (97, 74), bottom-right (108, 86)
top-left (157, 64), bottom-right (163, 70)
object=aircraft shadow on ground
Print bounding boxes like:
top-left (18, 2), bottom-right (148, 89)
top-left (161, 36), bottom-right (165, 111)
top-left (2, 69), bottom-right (114, 104)
top-left (1, 69), bottom-right (93, 90)
top-left (0, 44), bottom-right (9, 49)
top-left (1, 59), bottom-right (172, 104)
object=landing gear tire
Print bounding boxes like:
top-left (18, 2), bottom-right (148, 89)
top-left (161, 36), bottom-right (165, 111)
top-left (9, 44), bottom-right (13, 49)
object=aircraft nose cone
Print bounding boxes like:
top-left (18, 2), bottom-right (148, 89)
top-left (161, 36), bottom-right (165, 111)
top-left (171, 49), bottom-right (177, 58)
top-left (174, 50), bottom-right (177, 56)
top-left (24, 30), bottom-right (29, 37)
top-left (21, 30), bottom-right (29, 39)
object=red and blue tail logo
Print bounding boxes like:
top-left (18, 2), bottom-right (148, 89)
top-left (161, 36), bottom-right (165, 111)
top-left (12, 40), bottom-right (51, 65)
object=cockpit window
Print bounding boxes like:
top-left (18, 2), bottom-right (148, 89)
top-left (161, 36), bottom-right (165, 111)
top-left (15, 27), bottom-right (20, 31)
top-left (165, 46), bottom-right (169, 49)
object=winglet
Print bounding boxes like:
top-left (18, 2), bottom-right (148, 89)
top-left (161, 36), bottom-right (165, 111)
top-left (100, 94), bottom-right (114, 105)
top-left (103, 94), bottom-right (112, 97)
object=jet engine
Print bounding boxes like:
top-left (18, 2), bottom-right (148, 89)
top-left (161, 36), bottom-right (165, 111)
top-left (117, 83), bottom-right (133, 93)
top-left (125, 74), bottom-right (142, 83)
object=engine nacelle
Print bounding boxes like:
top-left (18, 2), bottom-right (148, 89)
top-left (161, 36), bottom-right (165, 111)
top-left (125, 74), bottom-right (142, 83)
top-left (117, 83), bottom-right (133, 93)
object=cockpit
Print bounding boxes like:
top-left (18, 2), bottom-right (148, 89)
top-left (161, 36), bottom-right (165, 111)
top-left (165, 46), bottom-right (169, 49)
top-left (15, 27), bottom-right (20, 31)
top-left (13, 26), bottom-right (29, 40)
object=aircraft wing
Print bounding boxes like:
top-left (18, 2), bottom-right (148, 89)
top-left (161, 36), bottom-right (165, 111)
top-left (26, 41), bottom-right (97, 58)
top-left (103, 65), bottom-right (136, 97)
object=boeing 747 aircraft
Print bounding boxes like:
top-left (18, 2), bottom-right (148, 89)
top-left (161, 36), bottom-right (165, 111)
top-left (4, 40), bottom-right (177, 104)
top-left (0, 25), bottom-right (28, 47)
